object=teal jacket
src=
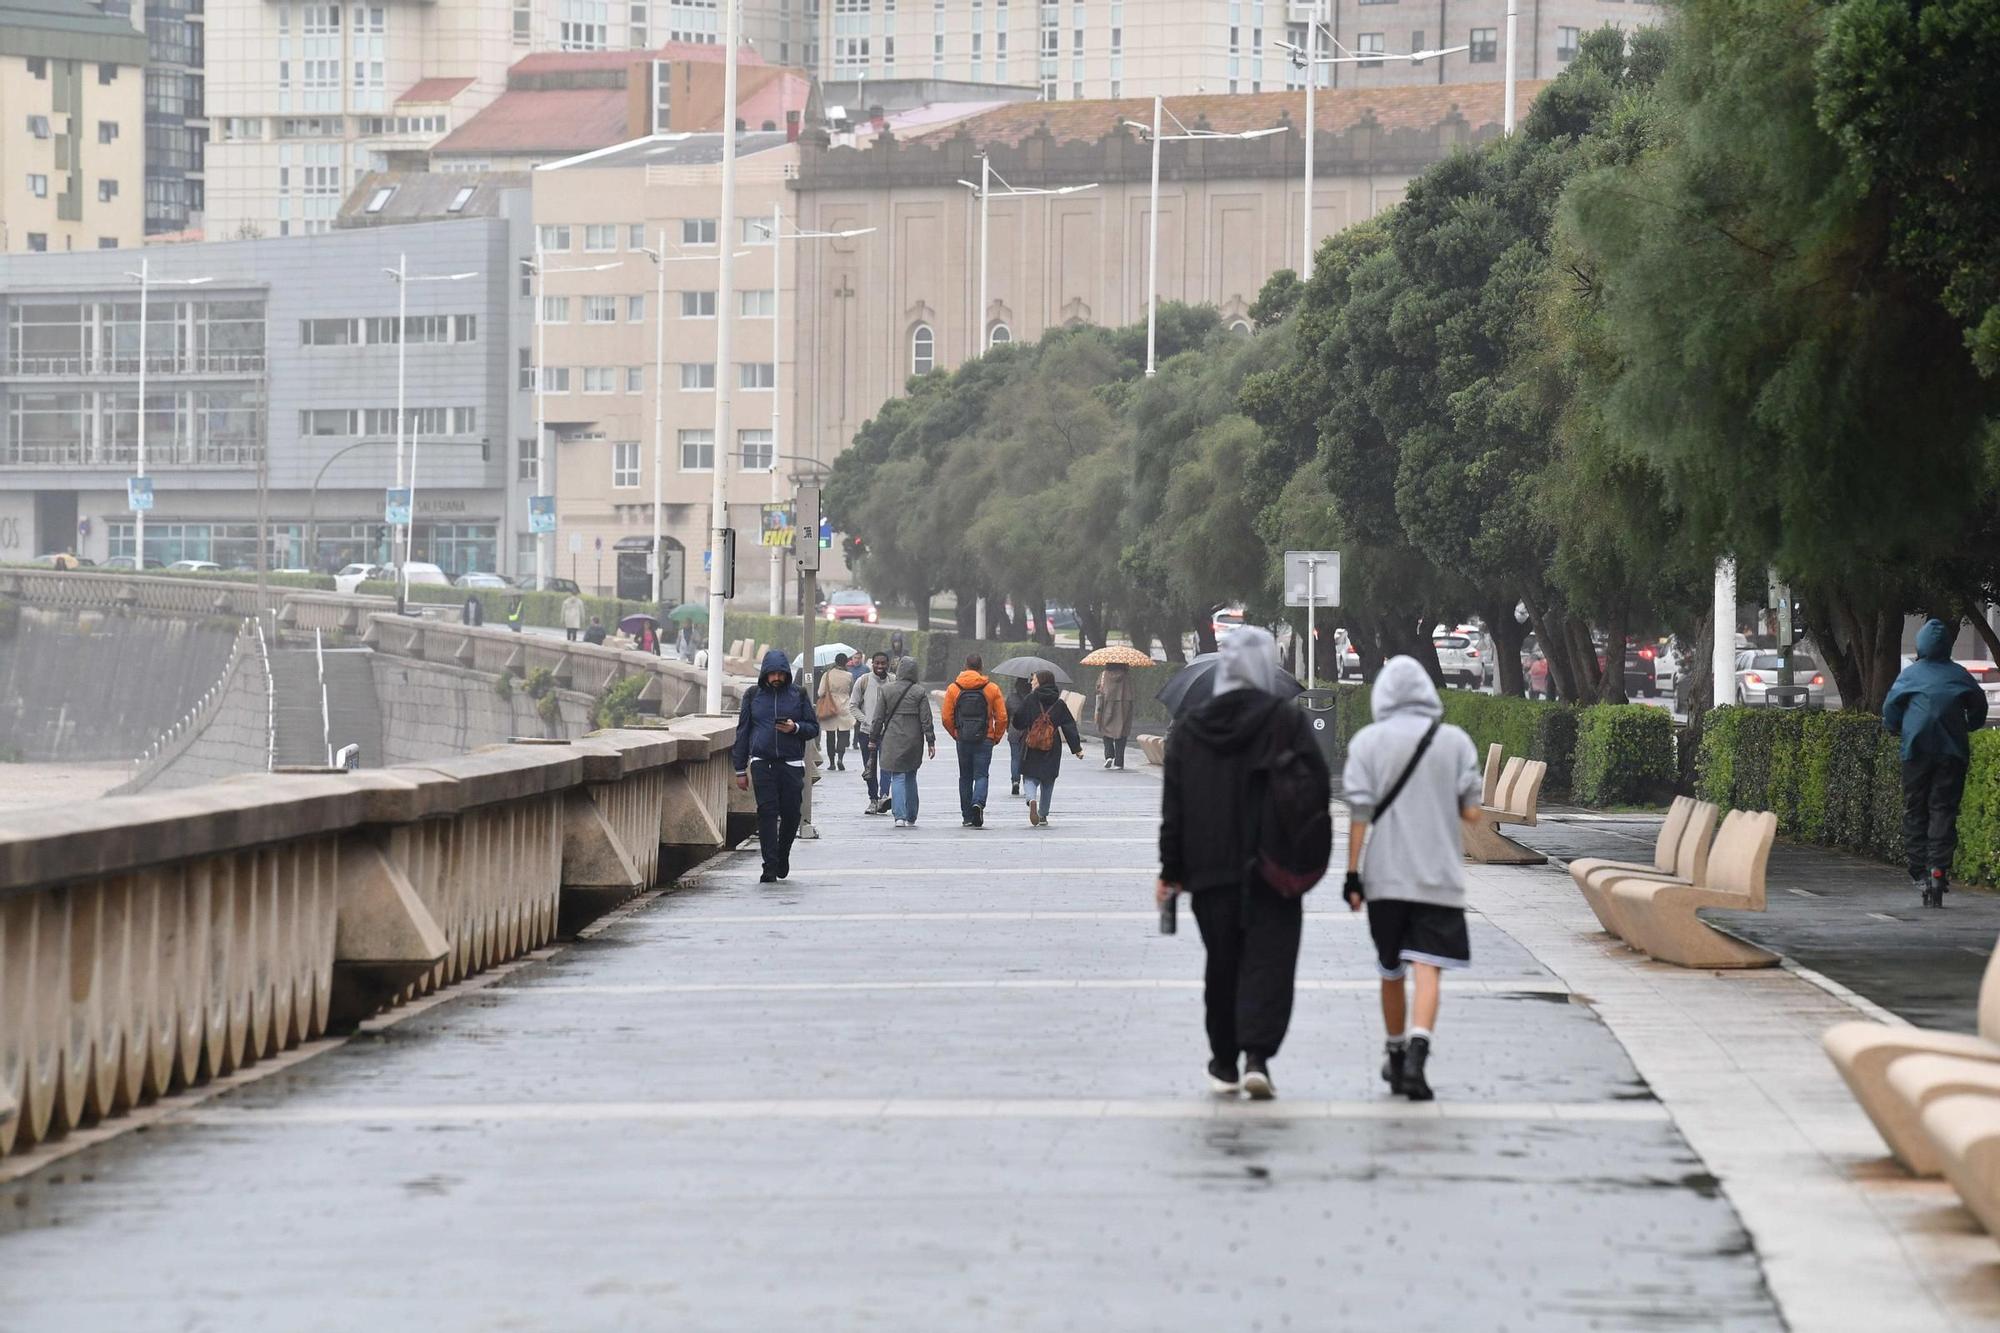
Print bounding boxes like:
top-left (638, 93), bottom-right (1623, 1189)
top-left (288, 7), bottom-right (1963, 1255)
top-left (1883, 620), bottom-right (1988, 761)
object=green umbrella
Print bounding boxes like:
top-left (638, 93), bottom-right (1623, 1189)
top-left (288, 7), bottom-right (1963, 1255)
top-left (667, 603), bottom-right (709, 623)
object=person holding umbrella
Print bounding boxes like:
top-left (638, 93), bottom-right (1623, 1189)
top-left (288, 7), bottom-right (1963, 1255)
top-left (1094, 664), bottom-right (1138, 769)
top-left (992, 655), bottom-right (1070, 798)
top-left (1010, 670), bottom-right (1084, 827)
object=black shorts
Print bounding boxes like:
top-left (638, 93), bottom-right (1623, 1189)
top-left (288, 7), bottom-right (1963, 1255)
top-left (1366, 900), bottom-right (1471, 979)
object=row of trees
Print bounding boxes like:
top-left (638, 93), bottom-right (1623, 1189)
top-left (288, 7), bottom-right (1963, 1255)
top-left (825, 0), bottom-right (2000, 710)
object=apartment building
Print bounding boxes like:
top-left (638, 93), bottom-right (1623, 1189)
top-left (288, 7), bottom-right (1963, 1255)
top-left (137, 0), bottom-right (207, 234)
top-left (0, 0), bottom-right (147, 254)
top-left (0, 209), bottom-right (527, 572)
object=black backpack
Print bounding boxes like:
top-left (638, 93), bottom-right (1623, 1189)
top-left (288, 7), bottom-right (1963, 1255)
top-left (1253, 710), bottom-right (1332, 898)
top-left (955, 681), bottom-right (990, 738)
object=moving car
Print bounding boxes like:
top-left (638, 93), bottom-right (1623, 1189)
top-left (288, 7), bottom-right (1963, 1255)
top-left (456, 572), bottom-right (511, 589)
top-left (334, 563), bottom-right (386, 594)
top-left (165, 559), bottom-right (221, 573)
top-left (99, 555), bottom-right (163, 571)
top-left (1956, 660), bottom-right (2000, 725)
top-left (1432, 632), bottom-right (1483, 689)
top-left (1211, 607), bottom-right (1246, 639)
top-left (382, 561), bottom-right (451, 587)
top-left (825, 588), bottom-right (880, 624)
top-left (1735, 652), bottom-right (1826, 709)
top-left (1625, 642), bottom-right (1659, 698)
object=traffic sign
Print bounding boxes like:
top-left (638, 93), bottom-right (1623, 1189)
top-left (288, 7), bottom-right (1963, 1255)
top-left (1283, 551), bottom-right (1340, 608)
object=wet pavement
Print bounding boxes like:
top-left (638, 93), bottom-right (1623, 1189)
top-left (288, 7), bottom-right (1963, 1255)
top-left (2, 762), bottom-right (1781, 1331)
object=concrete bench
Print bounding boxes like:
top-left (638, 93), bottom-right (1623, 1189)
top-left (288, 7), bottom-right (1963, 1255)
top-left (1922, 1094), bottom-right (2000, 1237)
top-left (1824, 942), bottom-right (2000, 1175)
top-left (1462, 745), bottom-right (1548, 865)
top-left (1138, 734), bottom-right (1167, 766)
top-left (1603, 809), bottom-right (1778, 969)
top-left (1572, 797), bottom-right (1719, 940)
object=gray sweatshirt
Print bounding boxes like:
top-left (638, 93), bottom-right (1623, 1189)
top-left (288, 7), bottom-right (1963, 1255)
top-left (1340, 657), bottom-right (1482, 910)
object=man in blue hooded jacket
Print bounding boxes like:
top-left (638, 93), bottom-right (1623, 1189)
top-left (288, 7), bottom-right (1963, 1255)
top-left (1883, 619), bottom-right (1988, 907)
top-left (733, 648), bottom-right (821, 883)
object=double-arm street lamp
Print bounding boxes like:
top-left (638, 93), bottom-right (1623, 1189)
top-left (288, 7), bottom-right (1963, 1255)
top-left (125, 258), bottom-right (212, 566)
top-left (384, 255), bottom-right (477, 608)
top-left (745, 211), bottom-right (875, 613)
top-left (959, 155), bottom-right (1097, 360)
top-left (524, 246), bottom-right (622, 590)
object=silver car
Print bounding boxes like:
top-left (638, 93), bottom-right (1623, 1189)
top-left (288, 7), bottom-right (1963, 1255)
top-left (1433, 633), bottom-right (1483, 689)
top-left (1735, 652), bottom-right (1826, 709)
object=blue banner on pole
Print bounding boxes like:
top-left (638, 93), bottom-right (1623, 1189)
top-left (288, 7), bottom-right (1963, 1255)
top-left (528, 495), bottom-right (556, 534)
top-left (385, 487), bottom-right (412, 526)
top-left (127, 476), bottom-right (154, 513)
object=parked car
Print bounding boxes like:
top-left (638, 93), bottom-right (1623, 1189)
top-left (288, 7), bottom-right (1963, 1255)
top-left (456, 571), bottom-right (511, 589)
top-left (1211, 606), bottom-right (1246, 639)
top-left (334, 563), bottom-right (386, 594)
top-left (28, 552), bottom-right (92, 569)
top-left (165, 559), bottom-right (221, 573)
top-left (1335, 631), bottom-right (1362, 680)
top-left (380, 561), bottom-right (451, 587)
top-left (99, 555), bottom-right (163, 571)
top-left (1651, 638), bottom-right (1681, 695)
top-left (1957, 660), bottom-right (2000, 725)
top-left (825, 588), bottom-right (880, 624)
top-left (1735, 652), bottom-right (1826, 709)
top-left (1027, 605), bottom-right (1081, 636)
top-left (1625, 642), bottom-right (1659, 698)
top-left (1432, 632), bottom-right (1483, 689)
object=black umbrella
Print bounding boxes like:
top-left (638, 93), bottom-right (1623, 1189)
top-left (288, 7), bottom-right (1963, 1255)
top-left (991, 655), bottom-right (1072, 684)
top-left (1155, 652), bottom-right (1305, 718)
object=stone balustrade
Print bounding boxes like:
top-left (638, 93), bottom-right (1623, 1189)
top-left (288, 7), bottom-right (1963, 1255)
top-left (0, 716), bottom-right (738, 1157)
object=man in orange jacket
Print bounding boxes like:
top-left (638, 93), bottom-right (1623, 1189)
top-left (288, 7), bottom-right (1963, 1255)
top-left (941, 654), bottom-right (1010, 828)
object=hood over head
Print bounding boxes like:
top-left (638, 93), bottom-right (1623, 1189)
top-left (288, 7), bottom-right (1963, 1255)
top-left (896, 657), bottom-right (920, 684)
top-left (758, 648), bottom-right (793, 688)
top-left (1917, 618), bottom-right (1954, 661)
top-left (1212, 627), bottom-right (1280, 699)
top-left (1371, 655), bottom-right (1443, 720)
top-left (954, 669), bottom-right (990, 689)
top-left (1032, 680), bottom-right (1062, 703)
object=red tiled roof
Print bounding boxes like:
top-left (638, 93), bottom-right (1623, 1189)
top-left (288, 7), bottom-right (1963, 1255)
top-left (432, 88), bottom-right (629, 155)
top-left (507, 42), bottom-right (762, 76)
top-left (397, 75), bottom-right (474, 104)
top-left (906, 81), bottom-right (1552, 148)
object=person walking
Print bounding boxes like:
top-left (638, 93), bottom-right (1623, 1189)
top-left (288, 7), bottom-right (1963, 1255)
top-left (732, 648), bottom-right (821, 883)
top-left (1341, 655), bottom-right (1484, 1103)
top-left (676, 621), bottom-right (696, 662)
top-left (941, 654), bottom-right (1009, 828)
top-left (1155, 628), bottom-right (1327, 1100)
top-left (462, 593), bottom-right (485, 628)
top-left (817, 651), bottom-right (857, 771)
top-left (1094, 663), bottom-right (1137, 770)
top-left (505, 597), bottom-right (524, 633)
top-left (582, 616), bottom-right (607, 646)
top-left (850, 651), bottom-right (892, 814)
top-left (872, 656), bottom-right (934, 828)
top-left (1885, 618), bottom-right (1989, 907)
top-left (561, 592), bottom-right (586, 643)
top-left (1010, 670), bottom-right (1082, 827)
top-left (1005, 675), bottom-right (1033, 797)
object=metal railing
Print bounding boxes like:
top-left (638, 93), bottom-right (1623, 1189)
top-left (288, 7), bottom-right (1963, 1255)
top-left (128, 618), bottom-right (253, 770)
top-left (315, 627), bottom-right (332, 766)
top-left (0, 440), bottom-right (264, 468)
top-left (5, 351), bottom-right (266, 376)
top-left (255, 616), bottom-right (275, 772)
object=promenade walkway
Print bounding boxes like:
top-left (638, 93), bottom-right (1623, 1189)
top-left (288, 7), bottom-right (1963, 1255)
top-left (1, 759), bottom-right (1992, 1329)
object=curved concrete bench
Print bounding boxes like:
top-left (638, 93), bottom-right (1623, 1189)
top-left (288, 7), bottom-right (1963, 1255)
top-left (1571, 795), bottom-right (1693, 886)
top-left (1576, 800), bottom-right (1720, 940)
top-left (1462, 747), bottom-right (1548, 865)
top-left (1921, 1093), bottom-right (2000, 1237)
top-left (1603, 810), bottom-right (1778, 969)
top-left (1138, 734), bottom-right (1167, 766)
top-left (1883, 1055), bottom-right (2000, 1177)
top-left (1824, 943), bottom-right (2000, 1175)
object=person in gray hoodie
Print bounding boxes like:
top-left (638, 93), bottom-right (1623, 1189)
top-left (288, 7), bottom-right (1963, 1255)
top-left (1340, 655), bottom-right (1483, 1101)
top-left (871, 657), bottom-right (935, 827)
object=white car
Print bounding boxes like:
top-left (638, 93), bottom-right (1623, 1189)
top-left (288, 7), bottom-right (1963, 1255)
top-left (383, 561), bottom-right (451, 587)
top-left (456, 571), bottom-right (511, 589)
top-left (166, 559), bottom-right (221, 573)
top-left (334, 563), bottom-right (386, 594)
top-left (1432, 632), bottom-right (1483, 689)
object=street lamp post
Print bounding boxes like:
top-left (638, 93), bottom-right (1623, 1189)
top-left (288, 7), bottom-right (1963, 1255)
top-left (705, 0), bottom-right (742, 717)
top-left (384, 255), bottom-right (476, 611)
top-left (958, 157), bottom-right (1096, 358)
top-left (525, 246), bottom-right (621, 590)
top-left (125, 259), bottom-right (211, 566)
top-left (1127, 102), bottom-right (1287, 376)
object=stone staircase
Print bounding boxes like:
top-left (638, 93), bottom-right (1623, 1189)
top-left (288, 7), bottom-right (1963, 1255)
top-left (322, 649), bottom-right (384, 767)
top-left (268, 647), bottom-right (384, 769)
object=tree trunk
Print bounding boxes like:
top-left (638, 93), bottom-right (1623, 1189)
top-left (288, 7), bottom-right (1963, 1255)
top-left (954, 589), bottom-right (977, 638)
top-left (1561, 617), bottom-right (1600, 704)
top-left (1967, 606), bottom-right (2000, 665)
top-left (1030, 590), bottom-right (1056, 648)
top-left (1481, 599), bottom-right (1528, 697)
top-left (1078, 603), bottom-right (1107, 654)
top-left (1597, 599), bottom-right (1630, 705)
top-left (916, 590), bottom-right (932, 632)
top-left (1804, 594), bottom-right (1864, 712)
top-left (1522, 592), bottom-right (1568, 701)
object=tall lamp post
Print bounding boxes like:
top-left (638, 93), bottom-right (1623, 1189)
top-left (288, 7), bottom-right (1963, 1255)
top-left (524, 246), bottom-right (621, 590)
top-left (705, 0), bottom-right (743, 716)
top-left (747, 210), bottom-right (875, 615)
top-left (959, 155), bottom-right (1096, 360)
top-left (384, 255), bottom-right (476, 611)
top-left (1126, 100), bottom-right (1287, 376)
top-left (1282, 30), bottom-right (1468, 279)
top-left (124, 260), bottom-right (211, 566)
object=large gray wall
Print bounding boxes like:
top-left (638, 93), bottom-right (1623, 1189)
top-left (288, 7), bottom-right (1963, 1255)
top-left (126, 635), bottom-right (273, 790)
top-left (371, 657), bottom-right (594, 767)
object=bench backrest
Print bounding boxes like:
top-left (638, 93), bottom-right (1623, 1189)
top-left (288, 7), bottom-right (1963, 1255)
top-left (1492, 756), bottom-right (1526, 812)
top-left (1706, 809), bottom-right (1777, 908)
top-left (1676, 800), bottom-right (1720, 883)
top-left (1482, 743), bottom-right (1505, 808)
top-left (1978, 939), bottom-right (2000, 1045)
top-left (1508, 760), bottom-right (1548, 821)
top-left (1654, 796), bottom-right (1694, 873)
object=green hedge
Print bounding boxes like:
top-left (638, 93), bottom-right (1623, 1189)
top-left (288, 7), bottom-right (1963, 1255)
top-left (1573, 705), bottom-right (1676, 807)
top-left (361, 581), bottom-right (663, 633)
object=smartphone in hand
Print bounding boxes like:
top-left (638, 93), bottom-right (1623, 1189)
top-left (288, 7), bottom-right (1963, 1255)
top-left (1159, 894), bottom-right (1177, 935)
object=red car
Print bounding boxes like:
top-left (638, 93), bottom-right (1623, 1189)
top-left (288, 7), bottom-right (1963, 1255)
top-left (824, 588), bottom-right (880, 624)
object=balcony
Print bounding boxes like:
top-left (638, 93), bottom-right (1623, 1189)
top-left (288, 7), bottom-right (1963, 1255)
top-left (5, 351), bottom-right (266, 377)
top-left (1, 439), bottom-right (264, 468)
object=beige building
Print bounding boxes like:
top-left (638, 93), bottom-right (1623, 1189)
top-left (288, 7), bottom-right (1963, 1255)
top-left (0, 0), bottom-right (146, 254)
top-left (786, 80), bottom-right (1534, 463)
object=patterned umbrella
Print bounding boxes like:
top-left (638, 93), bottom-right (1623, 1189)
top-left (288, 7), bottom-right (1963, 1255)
top-left (1080, 645), bottom-right (1157, 668)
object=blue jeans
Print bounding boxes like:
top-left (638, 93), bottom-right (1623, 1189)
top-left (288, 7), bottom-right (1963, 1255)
top-left (1024, 775), bottom-right (1056, 816)
top-left (1008, 732), bottom-right (1025, 785)
top-left (888, 770), bottom-right (920, 823)
top-left (957, 737), bottom-right (994, 821)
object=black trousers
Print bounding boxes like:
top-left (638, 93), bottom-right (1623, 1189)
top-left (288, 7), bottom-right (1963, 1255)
top-left (824, 728), bottom-right (850, 762)
top-left (1101, 734), bottom-right (1129, 767)
top-left (1902, 753), bottom-right (1968, 878)
top-left (751, 761), bottom-right (805, 876)
top-left (857, 732), bottom-right (880, 801)
top-left (1191, 882), bottom-right (1303, 1062)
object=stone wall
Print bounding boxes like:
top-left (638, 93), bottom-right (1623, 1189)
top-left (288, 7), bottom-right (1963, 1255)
top-left (130, 631), bottom-right (274, 791)
top-left (370, 656), bottom-right (596, 766)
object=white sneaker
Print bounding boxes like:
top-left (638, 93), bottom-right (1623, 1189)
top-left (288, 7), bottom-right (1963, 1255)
top-left (894, 818), bottom-right (908, 829)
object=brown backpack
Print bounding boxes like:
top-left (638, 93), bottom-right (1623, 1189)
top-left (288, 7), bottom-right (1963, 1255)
top-left (1024, 703), bottom-right (1058, 752)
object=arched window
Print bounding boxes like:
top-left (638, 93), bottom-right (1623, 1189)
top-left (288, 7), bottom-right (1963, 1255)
top-left (988, 323), bottom-right (1012, 348)
top-left (911, 323), bottom-right (935, 375)
top-left (1229, 319), bottom-right (1252, 337)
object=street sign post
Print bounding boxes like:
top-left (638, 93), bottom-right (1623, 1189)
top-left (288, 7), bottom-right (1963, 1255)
top-left (1284, 551), bottom-right (1341, 687)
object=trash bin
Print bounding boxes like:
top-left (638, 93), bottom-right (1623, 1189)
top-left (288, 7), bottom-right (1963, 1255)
top-left (1296, 688), bottom-right (1344, 768)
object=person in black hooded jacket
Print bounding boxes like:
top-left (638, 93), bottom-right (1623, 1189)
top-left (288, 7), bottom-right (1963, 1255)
top-left (1009, 672), bottom-right (1083, 826)
top-left (1157, 627), bottom-right (1327, 1100)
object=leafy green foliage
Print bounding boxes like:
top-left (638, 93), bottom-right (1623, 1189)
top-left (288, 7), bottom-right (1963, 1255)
top-left (1572, 705), bottom-right (1677, 806)
top-left (594, 674), bottom-right (649, 729)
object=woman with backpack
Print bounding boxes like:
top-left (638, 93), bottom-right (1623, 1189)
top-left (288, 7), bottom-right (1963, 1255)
top-left (1010, 670), bottom-right (1083, 827)
top-left (1155, 627), bottom-right (1329, 1101)
top-left (871, 656), bottom-right (935, 828)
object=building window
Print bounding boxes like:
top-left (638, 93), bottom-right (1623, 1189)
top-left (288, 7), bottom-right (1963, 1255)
top-left (678, 428), bottom-right (714, 470)
top-left (1230, 319), bottom-right (1253, 336)
top-left (99, 179), bottom-right (120, 202)
top-left (514, 0), bottom-right (532, 41)
top-left (1556, 25), bottom-right (1579, 62)
top-left (989, 323), bottom-right (1012, 347)
top-left (518, 437), bottom-right (538, 481)
top-left (519, 347), bottom-right (535, 390)
top-left (612, 440), bottom-right (640, 486)
top-left (27, 175), bottom-right (48, 198)
top-left (679, 362), bottom-right (716, 390)
top-left (738, 362), bottom-right (775, 390)
top-left (538, 224), bottom-right (572, 251)
top-left (625, 366), bottom-right (644, 392)
top-left (99, 62), bottom-right (117, 84)
top-left (738, 428), bottom-right (774, 471)
top-left (1358, 32), bottom-right (1384, 66)
top-left (99, 237), bottom-right (119, 249)
top-left (1470, 27), bottom-right (1497, 61)
top-left (26, 234), bottom-right (47, 252)
top-left (560, 0), bottom-right (609, 48)
top-left (27, 57), bottom-right (46, 78)
top-left (541, 296), bottom-right (570, 323)
top-left (584, 295), bottom-right (619, 323)
top-left (542, 366), bottom-right (572, 392)
top-left (740, 289), bottom-right (776, 317)
top-left (628, 223), bottom-right (646, 248)
top-left (26, 116), bottom-right (49, 139)
top-left (680, 217), bottom-right (717, 246)
top-left (680, 290), bottom-right (716, 318)
top-left (627, 294), bottom-right (645, 322)
top-left (1411, 30), bottom-right (1427, 64)
top-left (911, 323), bottom-right (935, 375)
top-left (584, 366), bottom-right (617, 393)
top-left (585, 223), bottom-right (618, 251)
top-left (740, 216), bottom-right (772, 244)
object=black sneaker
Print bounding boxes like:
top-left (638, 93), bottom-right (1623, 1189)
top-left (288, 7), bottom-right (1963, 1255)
top-left (1403, 1036), bottom-right (1434, 1102)
top-left (1010, 781), bottom-right (1021, 797)
top-left (759, 871), bottom-right (777, 884)
top-left (972, 805), bottom-right (984, 828)
top-left (1926, 869), bottom-right (1950, 909)
top-left (1242, 1057), bottom-right (1275, 1101)
top-left (1206, 1057), bottom-right (1241, 1095)
top-left (1382, 1041), bottom-right (1407, 1095)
